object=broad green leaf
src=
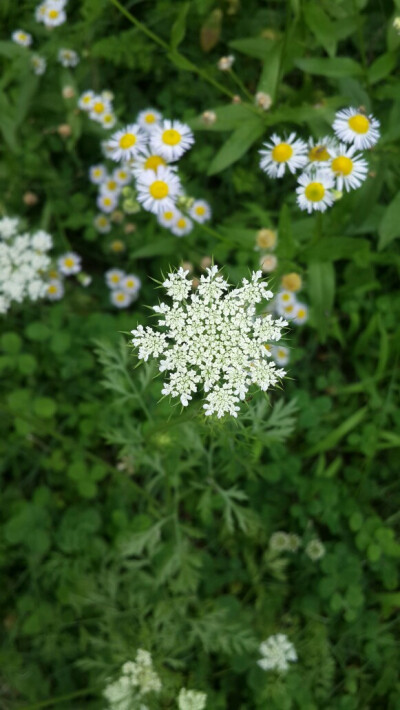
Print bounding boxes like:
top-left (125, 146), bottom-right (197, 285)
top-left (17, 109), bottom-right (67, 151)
top-left (308, 261), bottom-right (335, 342)
top-left (200, 8), bottom-right (222, 52)
top-left (257, 42), bottom-right (282, 100)
top-left (368, 52), bottom-right (397, 84)
top-left (304, 4), bottom-right (337, 57)
top-left (303, 237), bottom-right (370, 262)
top-left (130, 237), bottom-right (178, 259)
top-left (167, 51), bottom-right (194, 71)
top-left (229, 37), bottom-right (276, 60)
top-left (295, 57), bottom-right (363, 77)
top-left (189, 103), bottom-right (256, 131)
top-left (170, 2), bottom-right (190, 50)
top-left (207, 118), bottom-right (265, 175)
top-left (378, 190), bottom-right (400, 249)
top-left (277, 204), bottom-right (295, 259)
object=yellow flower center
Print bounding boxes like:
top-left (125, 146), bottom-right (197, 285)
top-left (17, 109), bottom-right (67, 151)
top-left (48, 9), bottom-right (59, 18)
top-left (277, 349), bottom-right (286, 358)
top-left (118, 171), bottom-right (128, 180)
top-left (94, 169), bottom-right (102, 177)
top-left (119, 133), bottom-right (137, 149)
top-left (103, 197), bottom-right (112, 205)
top-left (93, 102), bottom-right (105, 114)
top-left (49, 270), bottom-right (58, 279)
top-left (331, 156), bottom-right (353, 176)
top-left (64, 258), bottom-right (75, 268)
top-left (271, 143), bottom-right (293, 162)
top-left (116, 293), bottom-right (126, 302)
top-left (107, 180), bottom-right (118, 190)
top-left (308, 145), bottom-right (330, 162)
top-left (126, 279), bottom-right (135, 288)
top-left (285, 305), bottom-right (294, 314)
top-left (145, 113), bottom-right (156, 123)
top-left (162, 129), bottom-right (181, 146)
top-left (149, 180), bottom-right (169, 199)
top-left (111, 241), bottom-right (124, 252)
top-left (304, 182), bottom-right (325, 202)
top-left (163, 211), bottom-right (173, 220)
top-left (281, 293), bottom-right (291, 302)
top-left (83, 96), bottom-right (91, 104)
top-left (144, 155), bottom-right (166, 170)
top-left (195, 206), bottom-right (206, 216)
top-left (48, 284), bottom-right (58, 294)
top-left (348, 114), bottom-right (369, 134)
top-left (111, 274), bottom-right (120, 283)
top-left (176, 218), bottom-right (186, 229)
top-left (297, 309), bottom-right (306, 319)
top-left (264, 344), bottom-right (271, 352)
top-left (19, 33), bottom-right (27, 40)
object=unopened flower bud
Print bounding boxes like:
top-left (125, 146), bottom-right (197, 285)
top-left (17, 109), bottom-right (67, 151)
top-left (192, 277), bottom-right (200, 289)
top-left (57, 124), bottom-right (72, 138)
top-left (110, 239), bottom-right (126, 253)
top-left (123, 199), bottom-right (140, 214)
top-left (62, 85), bottom-right (75, 99)
top-left (181, 261), bottom-right (193, 273)
top-left (124, 223), bottom-right (137, 234)
top-left (111, 210), bottom-right (124, 223)
top-left (23, 191), bottom-right (38, 206)
top-left (260, 254), bottom-right (278, 273)
top-left (218, 55), bottom-right (235, 71)
top-left (255, 91), bottom-right (272, 111)
top-left (232, 94), bottom-right (241, 104)
top-left (202, 110), bottom-right (217, 126)
top-left (281, 272), bottom-right (302, 292)
top-left (256, 228), bottom-right (277, 250)
top-left (200, 256), bottom-right (212, 270)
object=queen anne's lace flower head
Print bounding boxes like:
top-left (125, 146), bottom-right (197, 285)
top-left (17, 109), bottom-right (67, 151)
top-left (104, 649), bottom-right (161, 710)
top-left (257, 634), bottom-right (297, 673)
top-left (178, 687), bottom-right (207, 710)
top-left (131, 266), bottom-right (287, 418)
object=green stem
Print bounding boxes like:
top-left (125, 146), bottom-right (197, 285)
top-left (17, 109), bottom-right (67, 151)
top-left (228, 68), bottom-right (254, 103)
top-left (16, 687), bottom-right (96, 710)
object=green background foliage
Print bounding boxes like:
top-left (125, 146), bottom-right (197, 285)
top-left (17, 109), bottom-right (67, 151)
top-left (1, 0), bottom-right (400, 708)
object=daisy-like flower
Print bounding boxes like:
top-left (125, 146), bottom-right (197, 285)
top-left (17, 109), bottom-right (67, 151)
top-left (132, 147), bottom-right (170, 177)
top-left (101, 90), bottom-right (114, 102)
top-left (276, 290), bottom-right (295, 310)
top-left (217, 55), bottom-right (235, 71)
top-left (47, 278), bottom-right (64, 301)
top-left (189, 199), bottom-right (211, 224)
top-left (94, 214), bottom-right (111, 233)
top-left (296, 169), bottom-right (334, 214)
top-left (329, 143), bottom-right (368, 192)
top-left (131, 266), bottom-right (287, 416)
top-left (292, 302), bottom-right (308, 325)
top-left (100, 112), bottom-right (117, 130)
top-left (157, 208), bottom-right (178, 229)
top-left (113, 166), bottom-right (131, 186)
top-left (307, 135), bottom-right (337, 164)
top-left (99, 178), bottom-right (121, 197)
top-left (89, 95), bottom-right (111, 122)
top-left (108, 124), bottom-right (146, 162)
top-left (305, 538), bottom-right (325, 561)
top-left (12, 29), bottom-right (32, 46)
top-left (58, 252), bottom-right (81, 276)
top-left (272, 345), bottom-right (290, 366)
top-left (110, 289), bottom-right (132, 308)
top-left (137, 108), bottom-right (162, 132)
top-left (110, 239), bottom-right (126, 253)
top-left (279, 302), bottom-right (297, 321)
top-left (170, 213), bottom-right (193, 237)
top-left (136, 165), bottom-right (182, 215)
top-left (58, 48), bottom-right (79, 67)
top-left (260, 133), bottom-right (307, 178)
top-left (150, 119), bottom-right (194, 162)
top-left (78, 90), bottom-right (95, 111)
top-left (43, 2), bottom-right (66, 27)
top-left (257, 634), bottom-right (297, 673)
top-left (97, 193), bottom-right (118, 213)
top-left (332, 107), bottom-right (380, 150)
top-left (89, 164), bottom-right (107, 184)
top-left (31, 54), bottom-right (46, 75)
top-left (35, 2), bottom-right (48, 22)
top-left (121, 274), bottom-right (141, 296)
top-left (178, 688), bottom-right (207, 710)
top-left (281, 272), bottom-right (302, 292)
top-left (105, 268), bottom-right (125, 289)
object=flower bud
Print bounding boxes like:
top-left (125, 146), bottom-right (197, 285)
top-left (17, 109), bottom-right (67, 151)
top-left (57, 124), bottom-right (72, 138)
top-left (23, 191), bottom-right (39, 206)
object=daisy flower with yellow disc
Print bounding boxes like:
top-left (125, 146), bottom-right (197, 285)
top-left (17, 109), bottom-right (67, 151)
top-left (112, 166), bottom-right (131, 186)
top-left (12, 29), bottom-right (32, 46)
top-left (333, 107), bottom-right (380, 150)
top-left (109, 124), bottom-right (146, 162)
top-left (58, 252), bottom-right (81, 276)
top-left (170, 213), bottom-right (193, 237)
top-left (329, 143), bottom-right (368, 192)
top-left (136, 166), bottom-right (182, 215)
top-left (296, 169), bottom-right (334, 213)
top-left (89, 95), bottom-right (112, 122)
top-left (157, 208), bottom-right (178, 229)
top-left (307, 136), bottom-right (337, 165)
top-left (150, 119), bottom-right (194, 162)
top-left (189, 199), bottom-right (211, 224)
top-left (78, 91), bottom-right (95, 111)
top-left (259, 133), bottom-right (307, 178)
top-left (132, 147), bottom-right (174, 177)
top-left (137, 108), bottom-right (163, 132)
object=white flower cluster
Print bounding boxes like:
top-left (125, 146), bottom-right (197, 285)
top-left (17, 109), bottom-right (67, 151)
top-left (105, 268), bottom-right (141, 309)
top-left (58, 48), bottom-right (79, 67)
top-left (0, 217), bottom-right (53, 314)
top-left (257, 634), bottom-right (298, 673)
top-left (35, 0), bottom-right (68, 27)
top-left (178, 688), bottom-right (207, 710)
top-left (78, 89), bottom-right (116, 130)
top-left (131, 265), bottom-right (287, 418)
top-left (259, 107), bottom-right (380, 213)
top-left (103, 649), bottom-right (161, 710)
top-left (305, 538), bottom-right (325, 561)
top-left (269, 531), bottom-right (302, 553)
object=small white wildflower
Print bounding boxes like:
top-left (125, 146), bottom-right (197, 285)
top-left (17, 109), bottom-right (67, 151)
top-left (269, 531), bottom-right (290, 552)
top-left (258, 634), bottom-right (297, 673)
top-left (121, 274), bottom-right (141, 296)
top-left (255, 92), bottom-right (272, 111)
top-left (101, 112), bottom-right (117, 129)
top-left (157, 208), bottom-right (178, 229)
top-left (260, 133), bottom-right (308, 178)
top-left (260, 254), bottom-right (277, 273)
top-left (332, 107), bottom-right (380, 150)
top-left (31, 54), bottom-right (46, 75)
top-left (178, 687), bottom-right (207, 710)
top-left (305, 538), bottom-right (325, 561)
top-left (47, 278), bottom-right (64, 301)
top-left (271, 345), bottom-right (290, 366)
top-left (170, 213), bottom-right (193, 237)
top-left (78, 90), bottom-right (95, 111)
top-left (394, 16), bottom-right (400, 33)
top-left (292, 302), bottom-right (308, 325)
top-left (31, 230), bottom-right (52, 251)
top-left (137, 108), bottom-right (163, 131)
top-left (189, 199), bottom-right (211, 224)
top-left (218, 55), bottom-right (235, 71)
top-left (105, 268), bottom-right (125, 289)
top-left (58, 252), bottom-right (81, 276)
top-left (93, 214), bottom-right (111, 233)
top-left (150, 119), bottom-right (195, 162)
top-left (111, 290), bottom-right (132, 308)
top-left (136, 166), bottom-right (182, 215)
top-left (307, 135), bottom-right (337, 165)
top-left (89, 164), bottom-right (107, 185)
top-left (89, 95), bottom-right (112, 122)
top-left (58, 48), bottom-right (79, 67)
top-left (329, 143), bottom-right (368, 192)
top-left (296, 169), bottom-right (334, 213)
top-left (201, 110), bottom-right (217, 126)
top-left (97, 193), bottom-right (118, 213)
top-left (43, 2), bottom-right (67, 27)
top-left (108, 124), bottom-right (146, 162)
top-left (12, 30), bottom-right (32, 47)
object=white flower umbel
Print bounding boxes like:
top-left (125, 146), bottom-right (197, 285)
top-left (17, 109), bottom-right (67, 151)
top-left (150, 119), bottom-right (194, 162)
top-left (332, 107), bottom-right (380, 150)
top-left (296, 169), bottom-right (334, 213)
top-left (137, 108), bottom-right (163, 132)
top-left (32, 230), bottom-right (53, 251)
top-left (31, 54), bottom-right (46, 75)
top-left (258, 634), bottom-right (298, 673)
top-left (0, 217), bottom-right (19, 239)
top-left (329, 143), bottom-right (368, 192)
top-left (104, 650), bottom-right (161, 710)
top-left (131, 266), bottom-right (287, 417)
top-left (170, 213), bottom-right (193, 237)
top-left (108, 124), bottom-right (146, 162)
top-left (58, 48), bottom-right (79, 67)
top-left (136, 165), bottom-right (182, 215)
top-left (12, 29), bottom-right (32, 46)
top-left (58, 252), bottom-right (81, 276)
top-left (178, 688), bottom-right (207, 710)
top-left (189, 199), bottom-right (211, 224)
top-left (259, 133), bottom-right (308, 178)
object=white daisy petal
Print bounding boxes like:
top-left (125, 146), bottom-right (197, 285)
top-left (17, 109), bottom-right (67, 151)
top-left (150, 119), bottom-right (194, 162)
top-left (332, 107), bottom-right (380, 150)
top-left (260, 132), bottom-right (308, 178)
top-left (137, 108), bottom-right (163, 131)
top-left (329, 143), bottom-right (368, 192)
top-left (189, 199), bottom-right (211, 223)
top-left (108, 124), bottom-right (147, 162)
top-left (296, 168), bottom-right (334, 214)
top-left (136, 165), bottom-right (182, 215)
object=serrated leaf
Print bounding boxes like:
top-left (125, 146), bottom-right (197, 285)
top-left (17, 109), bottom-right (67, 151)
top-left (207, 118), bottom-right (265, 175)
top-left (378, 190), bottom-right (400, 249)
top-left (170, 2), bottom-right (190, 50)
top-left (295, 57), bottom-right (362, 77)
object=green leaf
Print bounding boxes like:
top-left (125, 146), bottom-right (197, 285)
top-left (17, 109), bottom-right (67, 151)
top-left (189, 103), bottom-right (256, 131)
top-left (305, 407), bottom-right (368, 456)
top-left (257, 41), bottom-right (282, 100)
top-left (170, 2), bottom-right (190, 50)
top-left (308, 261), bottom-right (335, 342)
top-left (34, 397), bottom-right (57, 419)
top-left (378, 190), bottom-right (400, 249)
top-left (229, 37), bottom-right (276, 60)
top-left (277, 203), bottom-right (295, 259)
top-left (303, 236), bottom-right (370, 262)
top-left (368, 52), bottom-right (397, 84)
top-left (207, 117), bottom-right (265, 175)
top-left (295, 57), bottom-right (363, 77)
top-left (167, 51), bottom-right (194, 71)
top-left (130, 237), bottom-right (178, 259)
top-left (304, 4), bottom-right (337, 57)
